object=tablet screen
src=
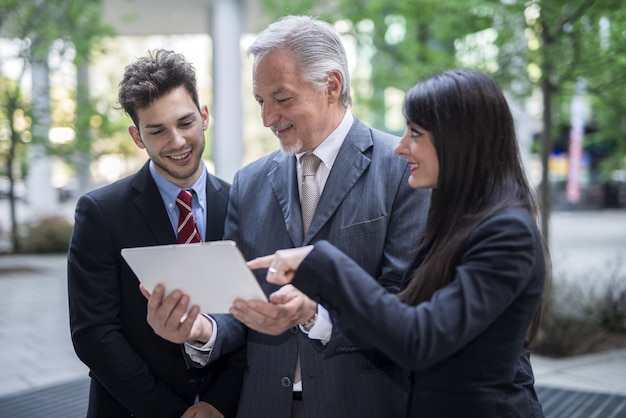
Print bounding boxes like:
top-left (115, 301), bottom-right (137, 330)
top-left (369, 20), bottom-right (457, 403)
top-left (122, 240), bottom-right (268, 313)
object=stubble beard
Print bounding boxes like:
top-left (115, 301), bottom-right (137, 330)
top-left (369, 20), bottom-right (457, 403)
top-left (279, 138), bottom-right (303, 156)
top-left (154, 140), bottom-right (205, 184)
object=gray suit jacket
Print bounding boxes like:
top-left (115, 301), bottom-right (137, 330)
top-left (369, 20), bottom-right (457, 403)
top-left (213, 119), bottom-right (431, 418)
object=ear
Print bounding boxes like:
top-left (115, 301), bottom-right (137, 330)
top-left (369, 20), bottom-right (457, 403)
top-left (326, 70), bottom-right (342, 104)
top-left (129, 126), bottom-right (145, 149)
top-left (200, 105), bottom-right (210, 130)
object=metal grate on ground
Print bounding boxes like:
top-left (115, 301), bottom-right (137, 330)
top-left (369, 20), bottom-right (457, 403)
top-left (537, 386), bottom-right (626, 418)
top-left (1, 378), bottom-right (626, 417)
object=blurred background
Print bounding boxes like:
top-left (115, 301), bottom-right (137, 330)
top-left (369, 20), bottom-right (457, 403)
top-left (0, 0), bottom-right (625, 364)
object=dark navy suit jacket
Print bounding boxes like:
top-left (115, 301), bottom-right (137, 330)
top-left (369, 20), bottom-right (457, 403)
top-left (293, 207), bottom-right (546, 417)
top-left (68, 161), bottom-right (243, 417)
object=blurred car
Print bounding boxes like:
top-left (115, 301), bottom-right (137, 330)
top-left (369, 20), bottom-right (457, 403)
top-left (56, 180), bottom-right (78, 203)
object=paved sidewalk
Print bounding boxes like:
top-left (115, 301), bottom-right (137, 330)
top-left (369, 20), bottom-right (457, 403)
top-left (533, 348), bottom-right (626, 395)
top-left (0, 254), bottom-right (88, 397)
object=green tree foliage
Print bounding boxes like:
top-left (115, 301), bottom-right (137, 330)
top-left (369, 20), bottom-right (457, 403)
top-left (0, 0), bottom-right (113, 160)
top-left (0, 0), bottom-right (113, 252)
top-left (513, 0), bottom-right (626, 235)
top-left (568, 2), bottom-right (626, 174)
top-left (1, 0), bottom-right (113, 150)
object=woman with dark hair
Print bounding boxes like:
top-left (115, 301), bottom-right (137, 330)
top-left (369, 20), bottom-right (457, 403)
top-left (248, 69), bottom-right (550, 417)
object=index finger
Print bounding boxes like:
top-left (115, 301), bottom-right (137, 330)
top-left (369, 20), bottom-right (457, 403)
top-left (247, 254), bottom-right (274, 270)
top-left (139, 283), bottom-right (151, 300)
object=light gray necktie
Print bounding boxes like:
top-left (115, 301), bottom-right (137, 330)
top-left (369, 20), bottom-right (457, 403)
top-left (300, 153), bottom-right (322, 234)
top-left (294, 153), bottom-right (321, 385)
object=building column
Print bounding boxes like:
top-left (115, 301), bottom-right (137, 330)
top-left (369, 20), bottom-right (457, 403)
top-left (210, 0), bottom-right (244, 182)
top-left (27, 51), bottom-right (57, 215)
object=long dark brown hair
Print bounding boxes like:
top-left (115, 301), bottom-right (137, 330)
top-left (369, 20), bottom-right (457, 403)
top-left (398, 69), bottom-right (550, 349)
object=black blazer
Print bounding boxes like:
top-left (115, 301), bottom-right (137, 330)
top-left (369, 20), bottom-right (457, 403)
top-left (68, 161), bottom-right (243, 417)
top-left (293, 207), bottom-right (546, 417)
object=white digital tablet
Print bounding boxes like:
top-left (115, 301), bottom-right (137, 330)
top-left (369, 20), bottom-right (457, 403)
top-left (121, 240), bottom-right (267, 313)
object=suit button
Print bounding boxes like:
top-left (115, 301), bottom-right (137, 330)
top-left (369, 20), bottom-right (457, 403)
top-left (281, 377), bottom-right (291, 387)
top-left (290, 326), bottom-right (298, 334)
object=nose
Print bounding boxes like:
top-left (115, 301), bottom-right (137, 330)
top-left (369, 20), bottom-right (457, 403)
top-left (394, 131), bottom-right (410, 156)
top-left (261, 102), bottom-right (279, 128)
top-left (170, 128), bottom-right (186, 147)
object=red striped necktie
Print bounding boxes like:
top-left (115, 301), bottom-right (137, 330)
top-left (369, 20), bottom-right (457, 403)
top-left (176, 190), bottom-right (201, 244)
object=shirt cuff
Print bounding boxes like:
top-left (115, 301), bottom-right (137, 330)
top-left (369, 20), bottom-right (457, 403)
top-left (300, 305), bottom-right (332, 345)
top-left (183, 314), bottom-right (217, 366)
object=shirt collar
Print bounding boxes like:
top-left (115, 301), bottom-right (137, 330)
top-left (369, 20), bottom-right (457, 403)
top-left (149, 160), bottom-right (207, 210)
top-left (296, 110), bottom-right (354, 171)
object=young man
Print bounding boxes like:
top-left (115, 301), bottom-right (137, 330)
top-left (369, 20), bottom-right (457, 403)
top-left (68, 50), bottom-right (242, 418)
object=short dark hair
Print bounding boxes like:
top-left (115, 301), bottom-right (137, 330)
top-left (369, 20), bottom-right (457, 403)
top-left (118, 49), bottom-right (200, 127)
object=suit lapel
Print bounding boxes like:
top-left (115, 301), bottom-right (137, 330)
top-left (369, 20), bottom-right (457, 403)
top-left (267, 120), bottom-right (373, 246)
top-left (307, 120), bottom-right (372, 243)
top-left (131, 162), bottom-right (177, 245)
top-left (268, 153), bottom-right (304, 245)
top-left (204, 173), bottom-right (226, 241)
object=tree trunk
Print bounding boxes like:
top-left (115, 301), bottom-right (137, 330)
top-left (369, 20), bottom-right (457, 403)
top-left (75, 62), bottom-right (93, 196)
top-left (7, 95), bottom-right (20, 252)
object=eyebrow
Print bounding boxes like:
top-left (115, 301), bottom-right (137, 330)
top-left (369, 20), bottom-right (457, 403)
top-left (254, 86), bottom-right (289, 99)
top-left (143, 112), bottom-right (196, 130)
top-left (270, 87), bottom-right (286, 96)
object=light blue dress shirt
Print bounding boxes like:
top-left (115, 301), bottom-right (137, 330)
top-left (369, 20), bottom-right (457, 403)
top-left (149, 161), bottom-right (207, 242)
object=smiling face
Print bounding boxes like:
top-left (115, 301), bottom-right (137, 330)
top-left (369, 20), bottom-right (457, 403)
top-left (128, 85), bottom-right (208, 188)
top-left (394, 121), bottom-right (439, 189)
top-left (252, 49), bottom-right (344, 155)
